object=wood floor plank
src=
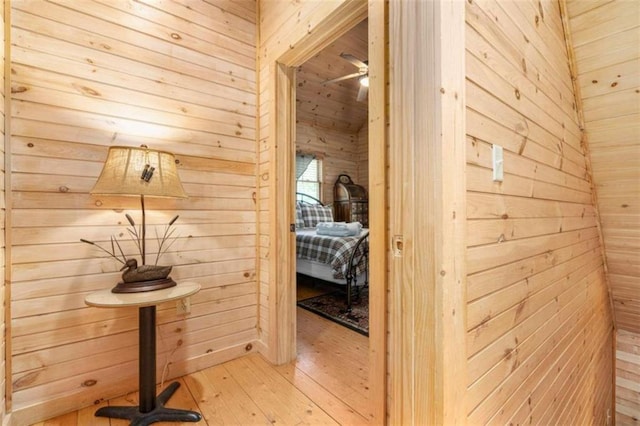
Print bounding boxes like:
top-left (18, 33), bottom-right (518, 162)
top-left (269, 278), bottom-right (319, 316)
top-left (77, 402), bottom-right (110, 425)
top-left (163, 377), bottom-right (205, 425)
top-left (32, 295), bottom-right (371, 426)
top-left (250, 354), bottom-right (342, 425)
top-left (274, 362), bottom-right (371, 425)
top-left (184, 366), bottom-right (272, 425)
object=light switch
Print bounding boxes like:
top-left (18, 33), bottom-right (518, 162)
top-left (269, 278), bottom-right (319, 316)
top-left (492, 144), bottom-right (504, 182)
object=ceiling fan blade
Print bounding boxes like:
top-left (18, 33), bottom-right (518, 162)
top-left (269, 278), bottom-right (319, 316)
top-left (340, 53), bottom-right (368, 70)
top-left (356, 84), bottom-right (368, 102)
top-left (322, 71), bottom-right (366, 85)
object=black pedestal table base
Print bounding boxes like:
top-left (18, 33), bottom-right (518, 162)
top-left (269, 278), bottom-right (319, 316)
top-left (95, 381), bottom-right (201, 426)
top-left (94, 305), bottom-right (201, 425)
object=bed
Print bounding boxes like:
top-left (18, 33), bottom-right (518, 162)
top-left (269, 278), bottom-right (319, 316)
top-left (295, 193), bottom-right (369, 310)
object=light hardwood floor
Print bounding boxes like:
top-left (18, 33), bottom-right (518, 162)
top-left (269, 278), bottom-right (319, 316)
top-left (32, 307), bottom-right (371, 425)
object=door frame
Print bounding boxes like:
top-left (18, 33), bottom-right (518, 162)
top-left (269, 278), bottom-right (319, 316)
top-left (269, 0), bottom-right (387, 423)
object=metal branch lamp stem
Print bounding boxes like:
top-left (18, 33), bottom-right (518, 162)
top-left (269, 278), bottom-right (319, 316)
top-left (141, 194), bottom-right (146, 266)
top-left (90, 145), bottom-right (187, 292)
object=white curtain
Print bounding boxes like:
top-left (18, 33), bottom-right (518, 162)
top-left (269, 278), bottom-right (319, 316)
top-left (296, 153), bottom-right (315, 179)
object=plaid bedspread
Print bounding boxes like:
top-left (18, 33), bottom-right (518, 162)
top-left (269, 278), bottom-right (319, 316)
top-left (296, 228), bottom-right (369, 280)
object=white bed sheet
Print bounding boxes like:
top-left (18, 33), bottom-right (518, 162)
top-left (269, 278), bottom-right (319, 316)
top-left (296, 258), bottom-right (367, 286)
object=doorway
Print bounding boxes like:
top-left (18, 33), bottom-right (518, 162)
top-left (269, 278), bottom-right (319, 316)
top-left (270, 1), bottom-right (386, 423)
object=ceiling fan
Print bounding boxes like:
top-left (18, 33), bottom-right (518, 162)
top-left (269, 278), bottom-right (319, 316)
top-left (322, 53), bottom-right (369, 102)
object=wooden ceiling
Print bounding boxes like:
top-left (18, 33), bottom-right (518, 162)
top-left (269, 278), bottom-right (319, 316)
top-left (296, 19), bottom-right (368, 133)
top-left (566, 0), bottom-right (640, 333)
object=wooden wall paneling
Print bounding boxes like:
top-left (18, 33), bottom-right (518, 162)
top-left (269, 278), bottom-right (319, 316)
top-left (464, 0), bottom-right (615, 423)
top-left (616, 329), bottom-right (640, 423)
top-left (295, 123), bottom-right (359, 203)
top-left (295, 19), bottom-right (368, 134)
top-left (2, 0), bottom-right (8, 417)
top-left (357, 123), bottom-right (368, 190)
top-left (565, 0), bottom-right (640, 335)
top-left (8, 0), bottom-right (258, 422)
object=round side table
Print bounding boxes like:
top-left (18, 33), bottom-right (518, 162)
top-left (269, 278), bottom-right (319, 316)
top-left (85, 282), bottom-right (201, 425)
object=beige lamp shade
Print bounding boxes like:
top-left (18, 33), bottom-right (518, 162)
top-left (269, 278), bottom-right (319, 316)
top-left (91, 146), bottom-right (187, 198)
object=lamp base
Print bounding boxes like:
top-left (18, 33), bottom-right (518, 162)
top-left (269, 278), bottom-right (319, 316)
top-left (111, 278), bottom-right (176, 293)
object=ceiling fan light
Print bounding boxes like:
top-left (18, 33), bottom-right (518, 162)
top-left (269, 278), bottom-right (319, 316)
top-left (359, 75), bottom-right (369, 87)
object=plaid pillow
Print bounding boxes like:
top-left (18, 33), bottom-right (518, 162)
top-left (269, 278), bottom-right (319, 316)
top-left (295, 202), bottom-right (305, 229)
top-left (301, 204), bottom-right (333, 228)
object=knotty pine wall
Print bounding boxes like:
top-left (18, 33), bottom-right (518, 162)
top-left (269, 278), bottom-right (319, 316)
top-left (465, 0), bottom-right (614, 423)
top-left (565, 0), bottom-right (640, 335)
top-left (356, 123), bottom-right (368, 192)
top-left (296, 122), bottom-right (359, 204)
top-left (9, 0), bottom-right (257, 423)
top-left (1, 0), bottom-right (6, 420)
top-left (616, 330), bottom-right (640, 424)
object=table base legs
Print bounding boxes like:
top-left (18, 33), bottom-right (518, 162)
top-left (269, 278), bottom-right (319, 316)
top-left (95, 381), bottom-right (202, 426)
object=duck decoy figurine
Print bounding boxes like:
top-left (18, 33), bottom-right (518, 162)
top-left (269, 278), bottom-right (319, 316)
top-left (112, 259), bottom-right (176, 293)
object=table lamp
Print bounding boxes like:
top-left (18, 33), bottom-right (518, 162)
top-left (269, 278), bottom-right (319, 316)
top-left (90, 145), bottom-right (187, 293)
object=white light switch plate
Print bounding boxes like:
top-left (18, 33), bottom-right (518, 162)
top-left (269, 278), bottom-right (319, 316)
top-left (493, 144), bottom-right (504, 182)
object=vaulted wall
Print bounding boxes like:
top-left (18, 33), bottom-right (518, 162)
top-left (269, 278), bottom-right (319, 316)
top-left (565, 0), bottom-right (640, 334)
top-left (464, 0), bottom-right (614, 423)
top-left (8, 1), bottom-right (257, 423)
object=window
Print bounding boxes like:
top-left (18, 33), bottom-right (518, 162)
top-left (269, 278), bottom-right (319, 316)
top-left (296, 155), bottom-right (322, 201)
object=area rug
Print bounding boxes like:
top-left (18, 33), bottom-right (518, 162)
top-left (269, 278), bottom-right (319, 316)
top-left (297, 290), bottom-right (369, 336)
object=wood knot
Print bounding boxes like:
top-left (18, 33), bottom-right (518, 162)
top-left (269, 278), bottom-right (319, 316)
top-left (59, 186), bottom-right (69, 193)
top-left (11, 85), bottom-right (28, 94)
top-left (95, 200), bottom-right (103, 207)
top-left (171, 33), bottom-right (182, 40)
top-left (82, 379), bottom-right (97, 387)
top-left (501, 214), bottom-right (509, 219)
top-left (80, 86), bottom-right (101, 96)
top-left (514, 88), bottom-right (520, 99)
top-left (245, 343), bottom-right (253, 351)
top-left (27, 142), bottom-right (34, 148)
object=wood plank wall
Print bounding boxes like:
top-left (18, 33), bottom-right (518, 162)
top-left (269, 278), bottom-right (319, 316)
top-left (9, 0), bottom-right (257, 423)
top-left (257, 0), bottom-right (353, 359)
top-left (1, 0), bottom-right (6, 420)
top-left (357, 124), bottom-right (368, 191)
top-left (296, 122), bottom-right (359, 204)
top-left (565, 0), bottom-right (640, 334)
top-left (465, 0), bottom-right (614, 423)
top-left (616, 329), bottom-right (640, 424)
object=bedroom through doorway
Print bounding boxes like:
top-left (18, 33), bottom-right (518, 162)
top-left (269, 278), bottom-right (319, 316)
top-left (291, 17), bottom-right (372, 420)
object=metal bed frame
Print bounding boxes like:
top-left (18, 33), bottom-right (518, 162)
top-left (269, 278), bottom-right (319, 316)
top-left (295, 193), bottom-right (369, 310)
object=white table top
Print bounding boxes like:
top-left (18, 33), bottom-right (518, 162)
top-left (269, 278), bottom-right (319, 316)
top-left (85, 282), bottom-right (200, 308)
